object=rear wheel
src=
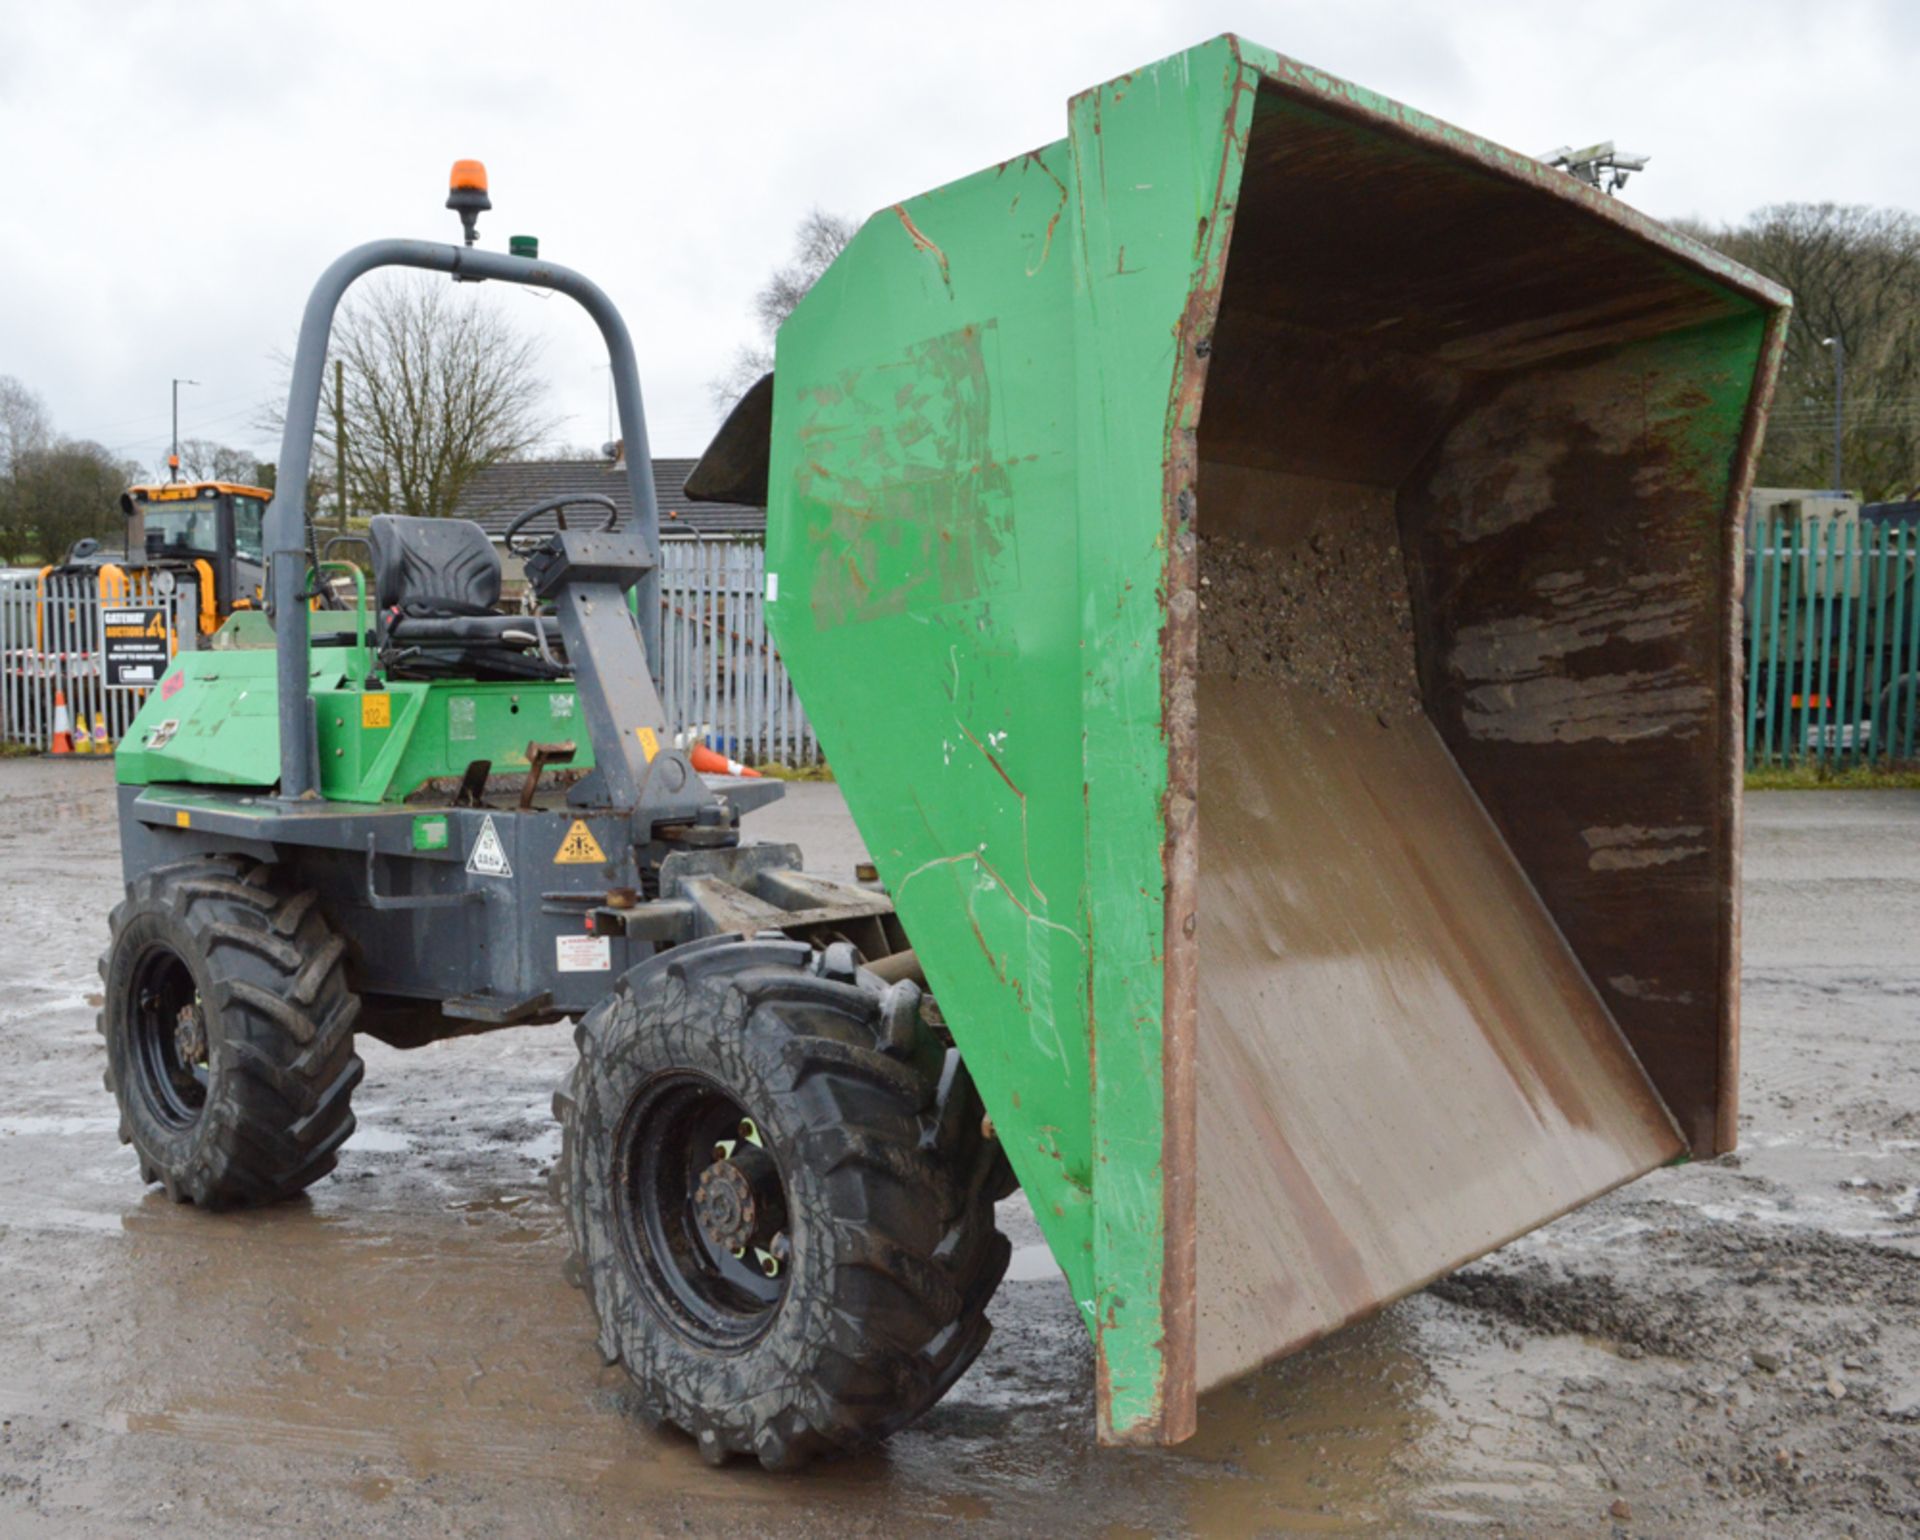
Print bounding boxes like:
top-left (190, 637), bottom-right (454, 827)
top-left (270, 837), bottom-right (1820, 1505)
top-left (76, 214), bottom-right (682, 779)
top-left (100, 858), bottom-right (363, 1208)
top-left (554, 934), bottom-right (1009, 1470)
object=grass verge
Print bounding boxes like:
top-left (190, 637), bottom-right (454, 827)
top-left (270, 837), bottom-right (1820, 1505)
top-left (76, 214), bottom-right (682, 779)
top-left (1746, 761), bottom-right (1920, 790)
top-left (749, 762), bottom-right (836, 782)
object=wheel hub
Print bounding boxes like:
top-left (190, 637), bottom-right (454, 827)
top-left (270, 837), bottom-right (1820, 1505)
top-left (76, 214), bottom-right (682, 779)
top-left (695, 1160), bottom-right (757, 1252)
top-left (695, 1141), bottom-right (784, 1256)
top-left (172, 1001), bottom-right (207, 1069)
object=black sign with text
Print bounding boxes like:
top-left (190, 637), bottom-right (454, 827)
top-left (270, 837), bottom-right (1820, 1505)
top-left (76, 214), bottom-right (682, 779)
top-left (102, 605), bottom-right (171, 689)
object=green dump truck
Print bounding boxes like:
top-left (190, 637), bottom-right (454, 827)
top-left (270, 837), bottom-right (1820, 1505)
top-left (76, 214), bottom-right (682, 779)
top-left (102, 35), bottom-right (1785, 1466)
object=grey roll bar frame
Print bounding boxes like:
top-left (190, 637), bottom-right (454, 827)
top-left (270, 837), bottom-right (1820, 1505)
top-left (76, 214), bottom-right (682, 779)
top-left (266, 239), bottom-right (662, 801)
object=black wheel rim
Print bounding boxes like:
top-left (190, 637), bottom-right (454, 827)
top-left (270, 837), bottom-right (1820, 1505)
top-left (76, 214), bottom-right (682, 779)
top-left (614, 1072), bottom-right (788, 1349)
top-left (129, 944), bottom-right (208, 1130)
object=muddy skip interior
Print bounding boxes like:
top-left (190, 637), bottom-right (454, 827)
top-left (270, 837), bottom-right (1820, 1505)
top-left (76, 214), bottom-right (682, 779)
top-left (1185, 82), bottom-right (1762, 1392)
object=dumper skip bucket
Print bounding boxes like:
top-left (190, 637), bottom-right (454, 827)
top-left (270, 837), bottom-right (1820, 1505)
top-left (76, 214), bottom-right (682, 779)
top-left (695, 35), bottom-right (1788, 1444)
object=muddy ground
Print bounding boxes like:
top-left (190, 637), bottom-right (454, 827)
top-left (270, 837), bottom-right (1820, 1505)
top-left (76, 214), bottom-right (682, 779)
top-left (0, 760), bottom-right (1914, 1537)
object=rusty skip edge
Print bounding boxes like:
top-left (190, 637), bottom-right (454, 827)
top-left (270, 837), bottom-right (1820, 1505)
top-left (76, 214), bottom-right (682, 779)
top-left (1714, 303), bottom-right (1793, 1153)
top-left (1122, 54), bottom-right (1259, 1449)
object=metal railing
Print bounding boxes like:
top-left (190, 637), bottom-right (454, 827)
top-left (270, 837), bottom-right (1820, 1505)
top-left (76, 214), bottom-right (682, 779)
top-left (0, 571), bottom-right (197, 752)
top-left (3, 544), bottom-right (821, 768)
top-left (657, 539), bottom-right (818, 767)
top-left (1745, 517), bottom-right (1920, 768)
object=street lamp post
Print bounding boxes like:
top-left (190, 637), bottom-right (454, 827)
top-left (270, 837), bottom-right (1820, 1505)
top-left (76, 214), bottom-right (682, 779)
top-left (1820, 336), bottom-right (1845, 496)
top-left (170, 377), bottom-right (201, 482)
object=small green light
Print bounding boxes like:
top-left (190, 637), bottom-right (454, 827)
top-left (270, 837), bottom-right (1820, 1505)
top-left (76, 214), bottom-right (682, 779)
top-left (510, 234), bottom-right (539, 259)
top-left (412, 815), bottom-right (449, 852)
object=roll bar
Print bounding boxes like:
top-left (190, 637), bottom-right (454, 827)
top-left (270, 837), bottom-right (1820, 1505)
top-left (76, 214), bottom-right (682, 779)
top-left (267, 239), bottom-right (661, 800)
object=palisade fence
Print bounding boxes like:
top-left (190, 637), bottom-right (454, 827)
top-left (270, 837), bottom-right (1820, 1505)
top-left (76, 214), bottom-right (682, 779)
top-left (1746, 517), bottom-right (1920, 769)
top-left (2, 542), bottom-right (822, 767)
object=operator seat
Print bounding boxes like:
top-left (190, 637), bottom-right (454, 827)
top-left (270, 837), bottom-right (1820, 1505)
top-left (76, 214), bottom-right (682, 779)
top-left (367, 514), bottom-right (564, 681)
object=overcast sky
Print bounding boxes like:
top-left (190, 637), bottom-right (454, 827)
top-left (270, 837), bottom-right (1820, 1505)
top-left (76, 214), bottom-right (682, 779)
top-left (3, 0), bottom-right (1915, 475)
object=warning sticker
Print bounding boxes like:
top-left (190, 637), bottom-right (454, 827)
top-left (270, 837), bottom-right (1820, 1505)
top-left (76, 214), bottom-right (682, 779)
top-left (556, 934), bottom-right (611, 973)
top-left (466, 814), bottom-right (513, 878)
top-left (361, 692), bottom-right (391, 729)
top-left (635, 726), bottom-right (660, 762)
top-left (553, 820), bottom-right (607, 865)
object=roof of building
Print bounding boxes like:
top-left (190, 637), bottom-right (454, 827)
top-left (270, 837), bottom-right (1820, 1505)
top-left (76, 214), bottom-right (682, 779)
top-left (454, 458), bottom-right (765, 540)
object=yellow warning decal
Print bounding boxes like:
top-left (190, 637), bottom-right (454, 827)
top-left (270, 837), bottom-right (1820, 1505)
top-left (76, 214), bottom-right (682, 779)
top-left (635, 726), bottom-right (659, 762)
top-left (361, 693), bottom-right (391, 729)
top-left (554, 820), bottom-right (607, 865)
top-left (174, 810), bottom-right (191, 828)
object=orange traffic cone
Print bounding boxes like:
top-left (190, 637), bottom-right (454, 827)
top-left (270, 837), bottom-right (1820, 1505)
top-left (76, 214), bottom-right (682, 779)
top-left (49, 689), bottom-right (73, 755)
top-left (73, 713), bottom-right (93, 754)
top-left (689, 743), bottom-right (762, 778)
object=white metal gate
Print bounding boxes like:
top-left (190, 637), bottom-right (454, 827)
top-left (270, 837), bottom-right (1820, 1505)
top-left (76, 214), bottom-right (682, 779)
top-left (0, 572), bottom-right (198, 752)
top-left (657, 540), bottom-right (818, 768)
top-left (3, 545), bottom-right (821, 767)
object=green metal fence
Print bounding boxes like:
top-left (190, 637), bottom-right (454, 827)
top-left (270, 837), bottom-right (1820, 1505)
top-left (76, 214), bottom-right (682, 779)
top-left (1745, 518), bottom-right (1920, 767)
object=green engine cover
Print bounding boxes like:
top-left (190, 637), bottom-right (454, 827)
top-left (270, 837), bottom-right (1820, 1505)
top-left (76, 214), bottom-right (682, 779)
top-left (116, 647), bottom-right (591, 803)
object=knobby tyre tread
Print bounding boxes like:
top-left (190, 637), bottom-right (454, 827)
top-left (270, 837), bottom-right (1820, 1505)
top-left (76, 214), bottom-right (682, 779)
top-left (554, 934), bottom-right (1010, 1470)
top-left (99, 857), bottom-right (363, 1209)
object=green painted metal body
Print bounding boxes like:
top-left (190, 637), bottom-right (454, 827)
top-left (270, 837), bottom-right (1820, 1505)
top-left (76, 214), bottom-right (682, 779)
top-left (759, 34), bottom-right (1787, 1442)
top-left (766, 42), bottom-right (1247, 1443)
top-left (115, 612), bottom-right (592, 802)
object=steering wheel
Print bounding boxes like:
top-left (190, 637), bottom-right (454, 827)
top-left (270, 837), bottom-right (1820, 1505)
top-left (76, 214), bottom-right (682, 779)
top-left (504, 494), bottom-right (620, 553)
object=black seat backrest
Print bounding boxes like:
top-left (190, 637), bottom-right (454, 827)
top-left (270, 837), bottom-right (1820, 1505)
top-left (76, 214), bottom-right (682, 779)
top-left (368, 515), bottom-right (501, 617)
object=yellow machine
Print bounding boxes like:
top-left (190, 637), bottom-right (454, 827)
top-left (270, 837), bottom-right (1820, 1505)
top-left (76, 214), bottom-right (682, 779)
top-left (37, 481), bottom-right (269, 644)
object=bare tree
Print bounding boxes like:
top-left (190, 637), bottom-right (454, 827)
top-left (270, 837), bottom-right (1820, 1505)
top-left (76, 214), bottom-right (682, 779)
top-left (167, 439), bottom-right (266, 485)
top-left (269, 274), bottom-right (559, 520)
top-left (710, 210), bottom-right (858, 412)
top-left (1683, 204), bottom-right (1920, 499)
top-left (0, 376), bottom-right (51, 562)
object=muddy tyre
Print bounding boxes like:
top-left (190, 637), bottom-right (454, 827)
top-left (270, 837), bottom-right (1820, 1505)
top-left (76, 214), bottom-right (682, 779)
top-left (553, 934), bottom-right (1010, 1470)
top-left (100, 857), bottom-right (363, 1209)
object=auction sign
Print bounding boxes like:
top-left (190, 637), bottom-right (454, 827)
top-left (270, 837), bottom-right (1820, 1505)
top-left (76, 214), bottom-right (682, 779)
top-left (102, 605), bottom-right (172, 689)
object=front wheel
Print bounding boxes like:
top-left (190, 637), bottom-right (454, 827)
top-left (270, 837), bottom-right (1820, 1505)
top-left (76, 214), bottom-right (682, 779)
top-left (100, 857), bottom-right (363, 1208)
top-left (554, 935), bottom-right (1009, 1470)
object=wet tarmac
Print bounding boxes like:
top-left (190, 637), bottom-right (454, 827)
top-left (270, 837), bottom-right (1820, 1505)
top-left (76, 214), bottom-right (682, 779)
top-left (1, 760), bottom-right (1915, 1536)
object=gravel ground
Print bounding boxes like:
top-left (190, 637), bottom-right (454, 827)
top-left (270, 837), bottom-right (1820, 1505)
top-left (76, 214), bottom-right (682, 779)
top-left (0, 760), bottom-right (1914, 1536)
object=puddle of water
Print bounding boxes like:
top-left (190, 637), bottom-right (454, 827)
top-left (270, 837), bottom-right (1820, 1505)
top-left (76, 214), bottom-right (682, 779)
top-left (504, 1125), bottom-right (560, 1167)
top-left (1003, 1243), bottom-right (1061, 1284)
top-left (0, 1113), bottom-right (119, 1138)
top-left (1178, 1310), bottom-right (1434, 1533)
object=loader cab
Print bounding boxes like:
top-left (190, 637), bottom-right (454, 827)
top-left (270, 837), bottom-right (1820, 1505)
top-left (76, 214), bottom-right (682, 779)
top-left (119, 481), bottom-right (270, 634)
